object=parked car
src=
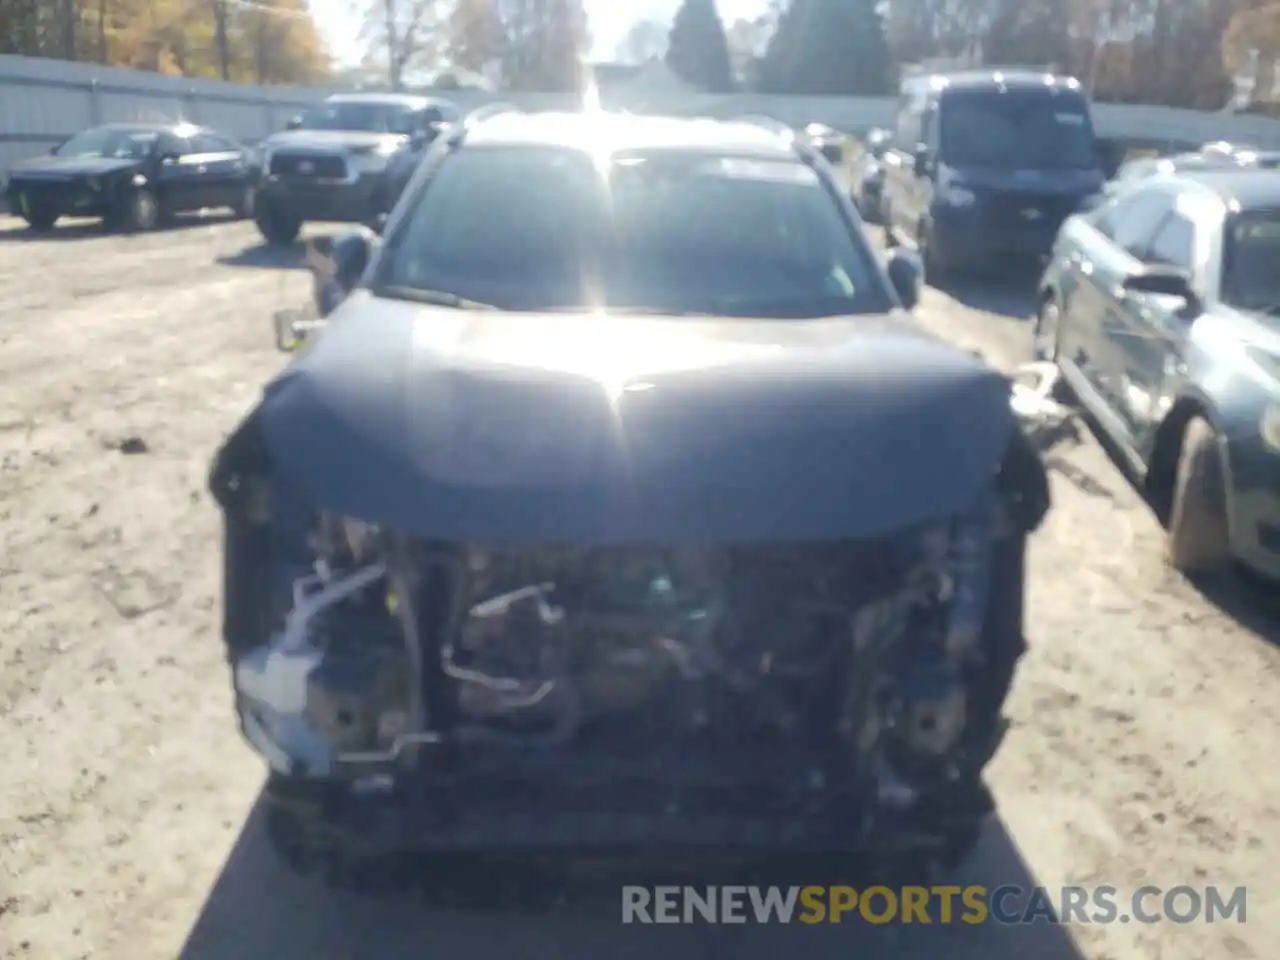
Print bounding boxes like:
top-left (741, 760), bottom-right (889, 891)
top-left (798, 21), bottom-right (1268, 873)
top-left (799, 121), bottom-right (846, 166)
top-left (5, 122), bottom-right (257, 233)
top-left (1105, 148), bottom-right (1280, 196)
top-left (852, 127), bottom-right (893, 223)
top-left (881, 68), bottom-right (1107, 283)
top-left (253, 92), bottom-right (459, 245)
top-left (1035, 169), bottom-right (1280, 580)
top-left (210, 108), bottom-right (1051, 883)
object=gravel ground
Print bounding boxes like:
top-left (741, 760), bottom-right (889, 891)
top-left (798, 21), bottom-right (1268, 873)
top-left (0, 212), bottom-right (1277, 960)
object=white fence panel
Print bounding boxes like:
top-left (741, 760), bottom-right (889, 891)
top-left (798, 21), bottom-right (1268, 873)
top-left (5, 53), bottom-right (1280, 178)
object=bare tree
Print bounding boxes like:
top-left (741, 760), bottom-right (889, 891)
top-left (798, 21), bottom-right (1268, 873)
top-left (360, 0), bottom-right (444, 89)
top-left (616, 17), bottom-right (667, 63)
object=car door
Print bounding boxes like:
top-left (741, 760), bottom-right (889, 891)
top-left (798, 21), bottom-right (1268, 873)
top-left (1109, 202), bottom-right (1207, 452)
top-left (153, 131), bottom-right (205, 212)
top-left (190, 132), bottom-right (248, 208)
top-left (1069, 185), bottom-right (1176, 420)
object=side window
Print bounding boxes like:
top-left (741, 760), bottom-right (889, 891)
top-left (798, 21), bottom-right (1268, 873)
top-left (1102, 189), bottom-right (1175, 257)
top-left (195, 133), bottom-right (237, 153)
top-left (1146, 213), bottom-right (1195, 269)
top-left (155, 132), bottom-right (191, 157)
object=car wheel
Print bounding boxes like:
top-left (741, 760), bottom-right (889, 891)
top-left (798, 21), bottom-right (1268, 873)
top-left (1166, 416), bottom-right (1233, 578)
top-left (232, 186), bottom-right (255, 220)
top-left (112, 187), bottom-right (161, 232)
top-left (255, 203), bottom-right (302, 245)
top-left (1032, 296), bottom-right (1061, 362)
top-left (22, 209), bottom-right (58, 232)
top-left (919, 220), bottom-right (952, 287)
top-left (1031, 295), bottom-right (1075, 402)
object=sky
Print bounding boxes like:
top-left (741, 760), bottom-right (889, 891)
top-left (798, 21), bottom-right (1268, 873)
top-left (307, 0), bottom-right (771, 68)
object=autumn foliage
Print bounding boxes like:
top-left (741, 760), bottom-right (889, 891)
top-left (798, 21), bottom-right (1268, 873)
top-left (0, 0), bottom-right (331, 84)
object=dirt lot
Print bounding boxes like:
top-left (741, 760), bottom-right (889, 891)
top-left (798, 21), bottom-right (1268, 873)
top-left (0, 213), bottom-right (1277, 960)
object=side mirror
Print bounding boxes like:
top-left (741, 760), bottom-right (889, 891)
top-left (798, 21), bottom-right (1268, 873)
top-left (307, 227), bottom-right (377, 318)
top-left (286, 115), bottom-right (303, 131)
top-left (886, 249), bottom-right (923, 310)
top-left (912, 144), bottom-right (932, 176)
top-left (819, 141), bottom-right (844, 165)
top-left (1120, 266), bottom-right (1200, 312)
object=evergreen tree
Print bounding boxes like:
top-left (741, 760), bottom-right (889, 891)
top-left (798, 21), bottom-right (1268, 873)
top-left (756, 0), bottom-right (893, 95)
top-left (665, 0), bottom-right (736, 93)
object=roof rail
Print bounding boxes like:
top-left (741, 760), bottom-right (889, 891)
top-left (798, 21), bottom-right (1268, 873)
top-left (463, 101), bottom-right (521, 128)
top-left (444, 102), bottom-right (521, 145)
top-left (731, 114), bottom-right (794, 140)
top-left (903, 62), bottom-right (1061, 77)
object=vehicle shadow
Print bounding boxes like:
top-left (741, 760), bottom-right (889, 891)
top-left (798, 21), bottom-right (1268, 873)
top-left (177, 796), bottom-right (1087, 960)
top-left (1191, 570), bottom-right (1280, 646)
top-left (937, 266), bottom-right (1041, 322)
top-left (1068, 403), bottom-right (1280, 644)
top-left (0, 211), bottom-right (243, 241)
top-left (217, 240), bottom-right (311, 270)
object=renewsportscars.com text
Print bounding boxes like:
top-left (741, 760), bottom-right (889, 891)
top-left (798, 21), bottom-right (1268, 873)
top-left (620, 885), bottom-right (1248, 925)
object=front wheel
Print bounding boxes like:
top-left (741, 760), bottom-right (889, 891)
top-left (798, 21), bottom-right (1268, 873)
top-left (232, 185), bottom-right (256, 220)
top-left (22, 210), bottom-right (58, 232)
top-left (1166, 416), bottom-right (1233, 578)
top-left (255, 202), bottom-right (302, 245)
top-left (919, 219), bottom-right (957, 287)
top-left (111, 187), bottom-right (161, 232)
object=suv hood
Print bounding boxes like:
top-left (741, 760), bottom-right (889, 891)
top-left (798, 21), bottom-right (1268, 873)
top-left (262, 129), bottom-right (405, 153)
top-left (257, 295), bottom-right (1016, 543)
top-left (8, 155), bottom-right (142, 179)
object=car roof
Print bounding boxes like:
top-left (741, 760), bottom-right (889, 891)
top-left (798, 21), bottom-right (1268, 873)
top-left (96, 122), bottom-right (195, 134)
top-left (462, 111), bottom-right (798, 158)
top-left (911, 69), bottom-right (1083, 95)
top-left (325, 92), bottom-right (449, 108)
top-left (1169, 169), bottom-right (1280, 209)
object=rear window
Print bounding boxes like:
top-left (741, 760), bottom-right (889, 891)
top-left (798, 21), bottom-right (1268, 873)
top-left (939, 90), bottom-right (1099, 170)
top-left (376, 145), bottom-right (892, 317)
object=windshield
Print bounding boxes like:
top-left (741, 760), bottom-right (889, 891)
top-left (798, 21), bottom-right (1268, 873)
top-left (375, 146), bottom-right (892, 318)
top-left (54, 127), bottom-right (156, 160)
top-left (297, 101), bottom-right (416, 134)
top-left (1221, 211), bottom-right (1280, 314)
top-left (940, 92), bottom-right (1099, 170)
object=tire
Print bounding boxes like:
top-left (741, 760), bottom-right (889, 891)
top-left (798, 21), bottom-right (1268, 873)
top-left (22, 209), bottom-right (58, 232)
top-left (110, 187), bottom-right (161, 233)
top-left (1166, 416), bottom-right (1233, 577)
top-left (232, 185), bottom-right (256, 220)
top-left (255, 202), bottom-right (302, 245)
top-left (919, 219), bottom-right (952, 287)
top-left (1032, 295), bottom-right (1075, 402)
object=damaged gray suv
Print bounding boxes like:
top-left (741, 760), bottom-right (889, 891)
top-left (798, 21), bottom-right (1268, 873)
top-left (209, 107), bottom-right (1051, 883)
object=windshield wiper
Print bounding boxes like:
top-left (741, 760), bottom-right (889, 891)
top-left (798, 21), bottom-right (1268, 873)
top-left (378, 285), bottom-right (497, 310)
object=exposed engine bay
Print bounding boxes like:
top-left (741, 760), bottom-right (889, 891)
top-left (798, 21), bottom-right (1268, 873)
top-left (212, 411), bottom-right (1046, 853)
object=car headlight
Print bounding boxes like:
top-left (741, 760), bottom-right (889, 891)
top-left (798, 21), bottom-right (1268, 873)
top-left (373, 139), bottom-right (400, 157)
top-left (940, 185), bottom-right (976, 206)
top-left (1261, 404), bottom-right (1280, 452)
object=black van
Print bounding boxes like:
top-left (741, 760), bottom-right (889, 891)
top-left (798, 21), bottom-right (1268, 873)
top-left (881, 69), bottom-right (1107, 282)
